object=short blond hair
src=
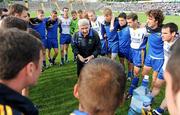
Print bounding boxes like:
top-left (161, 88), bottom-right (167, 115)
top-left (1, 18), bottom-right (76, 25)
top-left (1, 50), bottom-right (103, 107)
top-left (103, 8), bottom-right (112, 16)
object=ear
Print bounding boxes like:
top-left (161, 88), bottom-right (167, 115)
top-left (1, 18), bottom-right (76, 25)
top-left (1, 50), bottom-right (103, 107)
top-left (73, 84), bottom-right (79, 99)
top-left (26, 62), bottom-right (35, 78)
top-left (14, 13), bottom-right (20, 18)
top-left (172, 32), bottom-right (176, 37)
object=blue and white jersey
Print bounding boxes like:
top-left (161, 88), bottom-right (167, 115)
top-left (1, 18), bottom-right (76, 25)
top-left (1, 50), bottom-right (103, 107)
top-left (59, 17), bottom-right (71, 35)
top-left (90, 18), bottom-right (103, 40)
top-left (129, 27), bottom-right (148, 49)
top-left (162, 37), bottom-right (178, 70)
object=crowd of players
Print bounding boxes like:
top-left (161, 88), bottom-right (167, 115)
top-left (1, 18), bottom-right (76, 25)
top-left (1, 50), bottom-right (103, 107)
top-left (0, 3), bottom-right (180, 115)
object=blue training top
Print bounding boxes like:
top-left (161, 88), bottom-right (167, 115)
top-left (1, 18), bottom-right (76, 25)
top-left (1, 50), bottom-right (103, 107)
top-left (46, 17), bottom-right (59, 39)
top-left (118, 24), bottom-right (131, 49)
top-left (29, 17), bottom-right (47, 40)
top-left (147, 26), bottom-right (164, 59)
top-left (101, 17), bottom-right (120, 42)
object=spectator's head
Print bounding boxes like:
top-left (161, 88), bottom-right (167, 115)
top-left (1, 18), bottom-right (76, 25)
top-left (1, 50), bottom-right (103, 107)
top-left (78, 19), bottom-right (90, 37)
top-left (88, 10), bottom-right (96, 22)
top-left (165, 38), bottom-right (180, 115)
top-left (37, 9), bottom-right (44, 20)
top-left (127, 13), bottom-right (138, 28)
top-left (0, 28), bottom-right (43, 92)
top-left (161, 22), bottom-right (178, 42)
top-left (103, 8), bottom-right (112, 22)
top-left (51, 10), bottom-right (58, 20)
top-left (71, 10), bottom-right (77, 20)
top-left (63, 7), bottom-right (69, 18)
top-left (0, 16), bottom-right (28, 31)
top-left (146, 9), bottom-right (164, 29)
top-left (74, 57), bottom-right (126, 115)
top-left (118, 12), bottom-right (127, 26)
top-left (8, 4), bottom-right (28, 21)
top-left (77, 9), bottom-right (83, 19)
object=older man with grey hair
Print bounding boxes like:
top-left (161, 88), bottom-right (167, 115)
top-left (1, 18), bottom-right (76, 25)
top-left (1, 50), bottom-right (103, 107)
top-left (71, 18), bottom-right (101, 76)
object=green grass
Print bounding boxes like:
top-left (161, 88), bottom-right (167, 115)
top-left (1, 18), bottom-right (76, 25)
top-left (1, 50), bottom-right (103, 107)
top-left (29, 11), bottom-right (178, 114)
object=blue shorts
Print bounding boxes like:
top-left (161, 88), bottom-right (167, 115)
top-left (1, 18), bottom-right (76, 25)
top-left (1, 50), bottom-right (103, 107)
top-left (144, 55), bottom-right (164, 72)
top-left (108, 41), bottom-right (119, 53)
top-left (119, 47), bottom-right (132, 62)
top-left (131, 48), bottom-right (146, 67)
top-left (100, 39), bottom-right (108, 55)
top-left (157, 68), bottom-right (164, 80)
top-left (41, 39), bottom-right (47, 48)
top-left (47, 38), bottom-right (58, 49)
top-left (60, 34), bottom-right (71, 45)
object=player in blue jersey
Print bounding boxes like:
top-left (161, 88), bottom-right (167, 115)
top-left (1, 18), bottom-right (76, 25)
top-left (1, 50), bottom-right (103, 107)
top-left (46, 10), bottom-right (59, 65)
top-left (142, 23), bottom-right (179, 115)
top-left (117, 12), bottom-right (133, 80)
top-left (101, 8), bottom-right (120, 60)
top-left (142, 9), bottom-right (165, 88)
top-left (59, 7), bottom-right (71, 65)
top-left (126, 13), bottom-right (148, 99)
top-left (29, 9), bottom-right (47, 68)
top-left (88, 10), bottom-right (107, 56)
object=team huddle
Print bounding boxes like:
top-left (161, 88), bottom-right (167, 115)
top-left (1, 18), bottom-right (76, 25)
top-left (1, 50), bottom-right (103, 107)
top-left (0, 3), bottom-right (180, 115)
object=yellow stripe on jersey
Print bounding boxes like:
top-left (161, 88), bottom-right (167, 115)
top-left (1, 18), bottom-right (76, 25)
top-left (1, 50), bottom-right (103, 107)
top-left (0, 104), bottom-right (5, 115)
top-left (5, 105), bottom-right (12, 115)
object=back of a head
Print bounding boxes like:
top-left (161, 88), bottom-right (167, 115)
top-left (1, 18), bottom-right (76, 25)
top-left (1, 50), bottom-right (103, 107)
top-left (0, 28), bottom-right (42, 80)
top-left (166, 38), bottom-right (180, 94)
top-left (78, 57), bottom-right (126, 115)
top-left (0, 16), bottom-right (28, 31)
top-left (8, 3), bottom-right (28, 16)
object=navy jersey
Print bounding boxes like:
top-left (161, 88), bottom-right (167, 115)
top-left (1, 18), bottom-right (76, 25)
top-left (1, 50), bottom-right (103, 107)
top-left (147, 26), bottom-right (164, 59)
top-left (0, 83), bottom-right (38, 115)
top-left (46, 17), bottom-right (59, 39)
top-left (118, 25), bottom-right (131, 48)
top-left (101, 17), bottom-right (120, 42)
top-left (29, 17), bottom-right (47, 40)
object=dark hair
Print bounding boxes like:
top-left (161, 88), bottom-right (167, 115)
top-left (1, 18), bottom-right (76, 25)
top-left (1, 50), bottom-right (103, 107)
top-left (8, 4), bottom-right (28, 16)
top-left (118, 12), bottom-right (127, 19)
top-left (78, 9), bottom-right (83, 14)
top-left (78, 57), bottom-right (126, 114)
top-left (146, 9), bottom-right (164, 26)
top-left (127, 13), bottom-right (138, 21)
top-left (0, 16), bottom-right (28, 31)
top-left (37, 9), bottom-right (44, 14)
top-left (51, 10), bottom-right (57, 14)
top-left (162, 22), bottom-right (178, 34)
top-left (63, 7), bottom-right (69, 11)
top-left (0, 28), bottom-right (43, 80)
top-left (71, 10), bottom-right (77, 15)
top-left (0, 8), bottom-right (8, 16)
top-left (28, 28), bottom-right (41, 40)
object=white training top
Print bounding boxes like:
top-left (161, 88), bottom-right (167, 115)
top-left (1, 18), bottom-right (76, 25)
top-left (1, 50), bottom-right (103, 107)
top-left (90, 18), bottom-right (103, 39)
top-left (129, 27), bottom-right (147, 49)
top-left (60, 17), bottom-right (71, 34)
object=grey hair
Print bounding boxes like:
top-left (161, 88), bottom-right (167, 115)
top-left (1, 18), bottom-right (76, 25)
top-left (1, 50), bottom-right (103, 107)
top-left (78, 19), bottom-right (90, 27)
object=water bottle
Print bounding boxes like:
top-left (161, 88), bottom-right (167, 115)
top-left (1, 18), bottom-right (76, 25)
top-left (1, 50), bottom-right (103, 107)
top-left (70, 110), bottom-right (88, 115)
top-left (128, 75), bottom-right (151, 115)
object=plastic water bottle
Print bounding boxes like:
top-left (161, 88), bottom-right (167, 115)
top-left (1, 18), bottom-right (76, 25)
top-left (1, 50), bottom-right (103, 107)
top-left (128, 75), bottom-right (151, 115)
top-left (70, 110), bottom-right (88, 115)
